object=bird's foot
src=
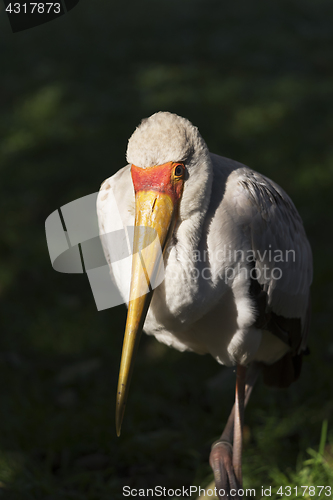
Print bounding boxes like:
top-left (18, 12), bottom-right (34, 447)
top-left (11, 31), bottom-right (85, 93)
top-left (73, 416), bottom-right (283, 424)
top-left (209, 440), bottom-right (241, 500)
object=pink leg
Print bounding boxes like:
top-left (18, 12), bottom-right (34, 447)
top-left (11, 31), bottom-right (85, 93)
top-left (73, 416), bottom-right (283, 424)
top-left (233, 364), bottom-right (246, 484)
top-left (209, 363), bottom-right (260, 500)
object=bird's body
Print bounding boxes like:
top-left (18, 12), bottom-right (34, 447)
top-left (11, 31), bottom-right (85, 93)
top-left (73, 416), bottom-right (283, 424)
top-left (97, 112), bottom-right (312, 496)
top-left (98, 139), bottom-right (311, 369)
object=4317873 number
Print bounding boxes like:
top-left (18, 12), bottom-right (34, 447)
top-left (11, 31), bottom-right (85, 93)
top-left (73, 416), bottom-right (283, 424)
top-left (277, 486), bottom-right (332, 497)
top-left (5, 3), bottom-right (61, 14)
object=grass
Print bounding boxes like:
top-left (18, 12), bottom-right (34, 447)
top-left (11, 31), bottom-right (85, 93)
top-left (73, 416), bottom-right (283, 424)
top-left (200, 421), bottom-right (333, 500)
top-left (268, 421), bottom-right (333, 500)
top-left (0, 0), bottom-right (333, 498)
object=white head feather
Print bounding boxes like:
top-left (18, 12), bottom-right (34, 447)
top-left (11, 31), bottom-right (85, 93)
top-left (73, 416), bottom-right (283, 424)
top-left (127, 111), bottom-right (206, 168)
top-left (126, 112), bottom-right (213, 232)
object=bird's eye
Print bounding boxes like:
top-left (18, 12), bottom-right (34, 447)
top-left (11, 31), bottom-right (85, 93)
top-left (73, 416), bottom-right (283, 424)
top-left (174, 164), bottom-right (184, 177)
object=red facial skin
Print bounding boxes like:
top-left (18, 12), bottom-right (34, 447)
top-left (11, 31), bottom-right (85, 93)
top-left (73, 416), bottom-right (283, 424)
top-left (131, 162), bottom-right (184, 205)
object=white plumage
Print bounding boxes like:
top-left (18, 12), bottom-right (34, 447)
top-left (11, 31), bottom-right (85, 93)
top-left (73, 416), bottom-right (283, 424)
top-left (97, 112), bottom-right (313, 495)
top-left (97, 112), bottom-right (312, 368)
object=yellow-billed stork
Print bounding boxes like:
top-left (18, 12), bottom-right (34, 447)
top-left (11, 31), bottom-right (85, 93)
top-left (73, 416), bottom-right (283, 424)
top-left (97, 112), bottom-right (312, 498)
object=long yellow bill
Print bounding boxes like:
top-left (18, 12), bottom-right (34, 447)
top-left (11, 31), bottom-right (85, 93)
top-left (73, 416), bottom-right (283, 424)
top-left (115, 190), bottom-right (176, 436)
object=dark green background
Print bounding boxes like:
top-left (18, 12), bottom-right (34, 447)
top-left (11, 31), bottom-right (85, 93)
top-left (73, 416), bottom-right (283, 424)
top-left (0, 0), bottom-right (332, 498)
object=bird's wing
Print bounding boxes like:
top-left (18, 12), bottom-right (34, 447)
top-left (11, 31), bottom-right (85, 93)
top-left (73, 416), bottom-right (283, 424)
top-left (221, 165), bottom-right (312, 354)
top-left (96, 165), bottom-right (135, 304)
